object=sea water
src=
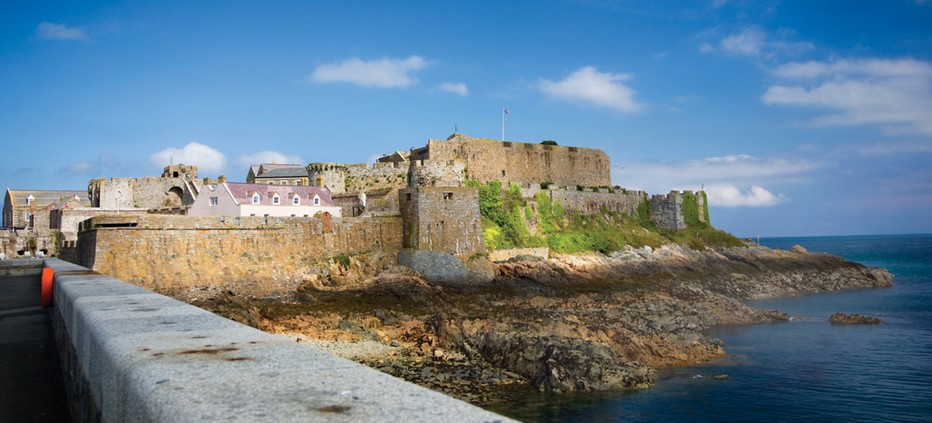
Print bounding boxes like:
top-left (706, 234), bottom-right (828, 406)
top-left (489, 234), bottom-right (932, 422)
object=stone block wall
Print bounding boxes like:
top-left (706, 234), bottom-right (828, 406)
top-left (1, 229), bottom-right (55, 258)
top-left (548, 190), bottom-right (645, 216)
top-left (89, 177), bottom-right (194, 210)
top-left (343, 163), bottom-right (408, 193)
top-left (51, 207), bottom-right (147, 241)
top-left (424, 135), bottom-right (611, 188)
top-left (74, 214), bottom-right (403, 296)
top-left (399, 186), bottom-right (485, 258)
top-left (650, 191), bottom-right (686, 230)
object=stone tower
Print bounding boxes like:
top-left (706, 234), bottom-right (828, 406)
top-left (306, 163), bottom-right (347, 195)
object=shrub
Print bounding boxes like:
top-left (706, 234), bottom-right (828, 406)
top-left (540, 140), bottom-right (558, 146)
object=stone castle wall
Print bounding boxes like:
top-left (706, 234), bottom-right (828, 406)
top-left (548, 190), bottom-right (645, 216)
top-left (650, 192), bottom-right (686, 230)
top-left (75, 214), bottom-right (403, 296)
top-left (89, 177), bottom-right (193, 210)
top-left (343, 162), bottom-right (408, 193)
top-left (399, 186), bottom-right (485, 258)
top-left (425, 135), bottom-right (611, 188)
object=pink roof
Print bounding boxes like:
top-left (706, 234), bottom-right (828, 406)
top-left (224, 183), bottom-right (335, 206)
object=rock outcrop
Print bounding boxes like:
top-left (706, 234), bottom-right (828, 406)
top-left (192, 245), bottom-right (893, 405)
top-left (829, 312), bottom-right (883, 324)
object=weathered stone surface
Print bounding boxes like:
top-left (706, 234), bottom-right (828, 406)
top-left (74, 215), bottom-right (403, 297)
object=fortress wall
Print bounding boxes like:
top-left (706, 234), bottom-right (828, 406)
top-left (650, 192), bottom-right (686, 230)
top-left (399, 187), bottom-right (485, 258)
top-left (75, 214), bottom-right (403, 296)
top-left (426, 136), bottom-right (612, 188)
top-left (549, 190), bottom-right (645, 216)
top-left (91, 177), bottom-right (190, 210)
top-left (344, 163), bottom-right (409, 193)
top-left (411, 159), bottom-right (466, 187)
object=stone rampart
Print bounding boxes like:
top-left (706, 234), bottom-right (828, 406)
top-left (425, 135), bottom-right (611, 188)
top-left (650, 191), bottom-right (686, 230)
top-left (74, 214), bottom-right (403, 296)
top-left (89, 177), bottom-right (194, 210)
top-left (548, 189), bottom-right (645, 216)
top-left (344, 163), bottom-right (408, 193)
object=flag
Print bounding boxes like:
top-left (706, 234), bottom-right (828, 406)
top-left (503, 108), bottom-right (510, 114)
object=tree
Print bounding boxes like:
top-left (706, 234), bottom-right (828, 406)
top-left (540, 140), bottom-right (558, 146)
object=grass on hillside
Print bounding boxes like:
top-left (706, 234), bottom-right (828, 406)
top-left (470, 181), bottom-right (743, 254)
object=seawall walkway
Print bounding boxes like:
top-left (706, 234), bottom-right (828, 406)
top-left (2, 258), bottom-right (512, 422)
top-left (0, 260), bottom-right (71, 422)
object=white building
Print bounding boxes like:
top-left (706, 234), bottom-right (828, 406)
top-left (188, 182), bottom-right (342, 218)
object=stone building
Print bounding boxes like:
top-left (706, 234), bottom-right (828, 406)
top-left (246, 163), bottom-right (310, 186)
top-left (3, 189), bottom-right (88, 229)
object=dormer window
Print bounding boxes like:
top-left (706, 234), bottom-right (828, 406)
top-left (272, 194), bottom-right (281, 205)
top-left (252, 193), bottom-right (260, 204)
top-left (25, 195), bottom-right (34, 205)
top-left (292, 195), bottom-right (300, 205)
top-left (313, 195), bottom-right (320, 206)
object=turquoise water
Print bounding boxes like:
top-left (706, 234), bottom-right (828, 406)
top-left (493, 234), bottom-right (932, 422)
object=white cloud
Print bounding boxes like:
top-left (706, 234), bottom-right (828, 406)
top-left (720, 28), bottom-right (766, 56)
top-left (310, 56), bottom-right (429, 88)
top-left (763, 58), bottom-right (932, 136)
top-left (705, 184), bottom-right (784, 207)
top-left (150, 142), bottom-right (226, 174)
top-left (235, 151), bottom-right (304, 168)
top-left (615, 154), bottom-right (818, 207)
top-left (36, 22), bottom-right (89, 41)
top-left (439, 82), bottom-right (469, 96)
top-left (701, 27), bottom-right (812, 57)
top-left (854, 140), bottom-right (932, 156)
top-left (539, 66), bottom-right (643, 112)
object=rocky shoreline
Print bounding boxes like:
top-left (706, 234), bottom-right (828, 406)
top-left (189, 244), bottom-right (893, 406)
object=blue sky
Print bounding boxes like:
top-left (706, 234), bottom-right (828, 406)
top-left (2, 1), bottom-right (931, 237)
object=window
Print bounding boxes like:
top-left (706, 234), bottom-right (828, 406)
top-left (252, 193), bottom-right (260, 204)
top-left (293, 195), bottom-right (300, 205)
top-left (280, 181), bottom-right (287, 185)
top-left (443, 192), bottom-right (453, 200)
top-left (25, 195), bottom-right (34, 205)
top-left (272, 194), bottom-right (280, 205)
top-left (313, 195), bottom-right (320, 206)
top-left (209, 197), bottom-right (219, 206)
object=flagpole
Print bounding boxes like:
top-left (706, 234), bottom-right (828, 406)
top-left (501, 108), bottom-right (505, 141)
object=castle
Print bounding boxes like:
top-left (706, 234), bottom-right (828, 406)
top-left (11, 133), bottom-right (707, 290)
